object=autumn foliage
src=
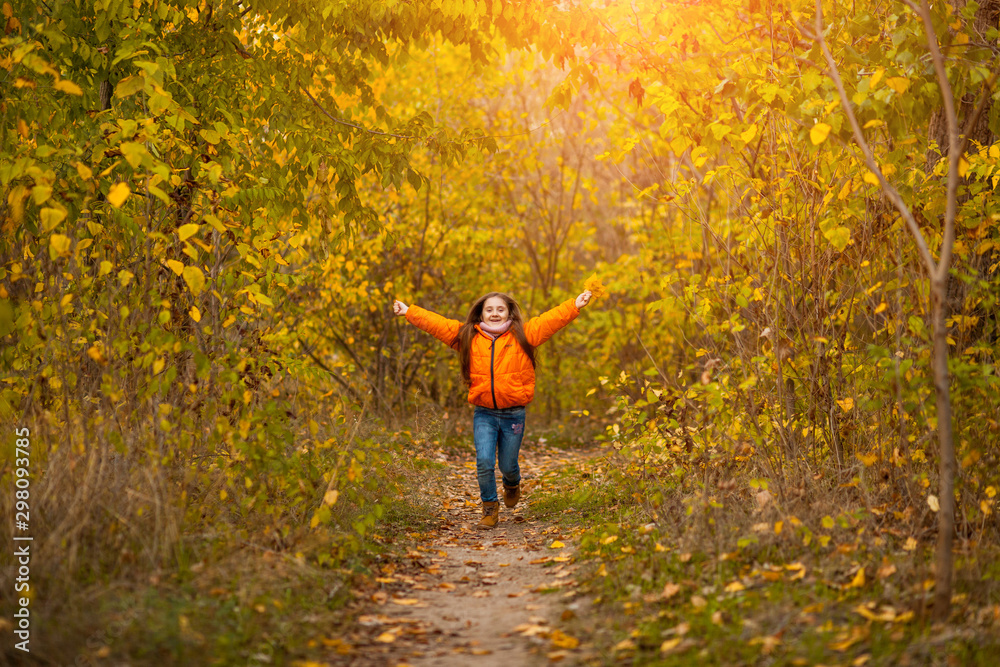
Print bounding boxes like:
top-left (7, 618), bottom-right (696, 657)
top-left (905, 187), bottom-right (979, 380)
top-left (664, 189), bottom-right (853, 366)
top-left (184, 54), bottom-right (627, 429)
top-left (2, 0), bottom-right (1000, 663)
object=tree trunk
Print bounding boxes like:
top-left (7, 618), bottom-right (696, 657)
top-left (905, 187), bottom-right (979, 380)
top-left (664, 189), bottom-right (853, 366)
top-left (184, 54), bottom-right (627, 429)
top-left (930, 280), bottom-right (957, 621)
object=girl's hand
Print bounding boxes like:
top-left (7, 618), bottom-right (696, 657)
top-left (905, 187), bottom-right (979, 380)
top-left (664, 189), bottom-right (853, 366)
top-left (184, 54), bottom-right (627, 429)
top-left (575, 290), bottom-right (592, 309)
top-left (393, 300), bottom-right (409, 316)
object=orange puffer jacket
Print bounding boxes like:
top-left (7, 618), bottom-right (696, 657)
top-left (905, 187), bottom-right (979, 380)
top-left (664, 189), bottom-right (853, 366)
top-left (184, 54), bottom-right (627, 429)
top-left (405, 299), bottom-right (580, 409)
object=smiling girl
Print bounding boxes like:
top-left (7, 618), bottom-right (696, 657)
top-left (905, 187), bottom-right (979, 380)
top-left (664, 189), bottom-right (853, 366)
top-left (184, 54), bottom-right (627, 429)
top-left (392, 290), bottom-right (592, 529)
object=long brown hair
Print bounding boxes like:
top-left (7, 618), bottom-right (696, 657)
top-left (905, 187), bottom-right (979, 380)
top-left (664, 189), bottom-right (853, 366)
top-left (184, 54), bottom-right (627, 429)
top-left (456, 292), bottom-right (535, 386)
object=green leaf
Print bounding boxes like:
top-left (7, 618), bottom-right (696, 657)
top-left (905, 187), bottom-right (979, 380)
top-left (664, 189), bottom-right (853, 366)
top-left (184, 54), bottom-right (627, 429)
top-left (115, 75), bottom-right (145, 98)
top-left (823, 226), bottom-right (851, 252)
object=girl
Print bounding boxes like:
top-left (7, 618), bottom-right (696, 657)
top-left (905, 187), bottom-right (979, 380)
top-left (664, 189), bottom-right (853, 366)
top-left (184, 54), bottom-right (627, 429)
top-left (392, 290), bottom-right (592, 529)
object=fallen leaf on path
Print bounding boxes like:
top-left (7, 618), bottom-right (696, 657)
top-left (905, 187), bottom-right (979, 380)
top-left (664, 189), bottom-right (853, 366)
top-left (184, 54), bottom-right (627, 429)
top-left (845, 567), bottom-right (866, 589)
top-left (390, 598), bottom-right (421, 606)
top-left (472, 590), bottom-right (490, 598)
top-left (877, 562), bottom-right (897, 579)
top-left (550, 629), bottom-right (579, 649)
top-left (614, 638), bottom-right (636, 651)
top-left (829, 625), bottom-right (869, 652)
top-left (749, 635), bottom-right (782, 654)
top-left (514, 623), bottom-right (549, 637)
top-left (549, 541), bottom-right (565, 549)
top-left (375, 632), bottom-right (396, 643)
top-left (660, 637), bottom-right (682, 653)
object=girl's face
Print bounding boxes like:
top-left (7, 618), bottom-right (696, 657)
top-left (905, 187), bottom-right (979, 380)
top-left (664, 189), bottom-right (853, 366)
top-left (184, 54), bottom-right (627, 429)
top-left (481, 296), bottom-right (509, 324)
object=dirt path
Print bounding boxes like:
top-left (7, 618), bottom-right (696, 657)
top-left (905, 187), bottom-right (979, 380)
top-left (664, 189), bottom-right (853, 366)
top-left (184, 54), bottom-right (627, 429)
top-left (334, 443), bottom-right (597, 667)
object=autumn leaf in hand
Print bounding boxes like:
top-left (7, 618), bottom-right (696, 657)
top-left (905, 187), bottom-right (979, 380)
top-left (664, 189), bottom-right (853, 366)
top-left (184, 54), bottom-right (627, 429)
top-left (583, 273), bottom-right (607, 298)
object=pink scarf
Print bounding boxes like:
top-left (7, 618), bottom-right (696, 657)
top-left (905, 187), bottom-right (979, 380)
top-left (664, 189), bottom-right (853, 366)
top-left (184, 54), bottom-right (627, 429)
top-left (479, 320), bottom-right (512, 340)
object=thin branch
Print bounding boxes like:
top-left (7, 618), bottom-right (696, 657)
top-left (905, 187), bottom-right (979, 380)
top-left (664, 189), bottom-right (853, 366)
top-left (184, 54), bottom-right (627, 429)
top-left (958, 66), bottom-right (1000, 157)
top-left (912, 0), bottom-right (960, 284)
top-left (301, 87), bottom-right (417, 140)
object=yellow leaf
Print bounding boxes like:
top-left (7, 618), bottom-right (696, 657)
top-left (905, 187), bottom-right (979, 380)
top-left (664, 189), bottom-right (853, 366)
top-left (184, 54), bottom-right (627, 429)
top-left (40, 207), bottom-right (66, 233)
top-left (390, 598), bottom-right (420, 606)
top-left (374, 632), bottom-right (396, 643)
top-left (76, 162), bottom-right (93, 181)
top-left (182, 266), bottom-right (206, 295)
top-left (660, 637), bottom-right (683, 653)
top-left (837, 179), bottom-right (853, 200)
top-left (550, 629), bottom-right (579, 649)
top-left (740, 124), bottom-right (758, 143)
top-left (189, 306), bottom-right (201, 322)
top-left (863, 171), bottom-right (881, 186)
top-left (118, 270), bottom-right (134, 286)
top-left (252, 291), bottom-right (273, 307)
top-left (614, 639), bottom-right (636, 652)
top-left (724, 580), bottom-right (745, 592)
top-left (810, 122), bottom-right (832, 145)
top-left (177, 223), bottom-right (201, 241)
top-left (166, 259), bottom-right (184, 276)
top-left (54, 79), bottom-right (83, 95)
top-left (927, 494), bottom-right (940, 512)
top-left (983, 500), bottom-right (994, 516)
top-left (862, 119), bottom-right (883, 129)
top-left (875, 301), bottom-right (888, 314)
top-left (49, 233), bottom-right (71, 257)
top-left (549, 540), bottom-right (565, 549)
top-left (903, 536), bottom-right (917, 551)
top-left (869, 67), bottom-right (885, 88)
top-left (583, 273), bottom-right (607, 298)
top-left (836, 397), bottom-right (854, 413)
top-left (858, 452), bottom-right (878, 466)
top-left (323, 489), bottom-right (339, 506)
top-left (153, 357), bottom-right (164, 375)
top-left (885, 77), bottom-right (910, 94)
top-left (86, 345), bottom-right (107, 365)
top-left (107, 182), bottom-right (130, 208)
top-left (958, 158), bottom-right (969, 178)
top-left (601, 535), bottom-right (619, 545)
top-left (774, 520), bottom-right (783, 535)
top-left (846, 567), bottom-right (866, 589)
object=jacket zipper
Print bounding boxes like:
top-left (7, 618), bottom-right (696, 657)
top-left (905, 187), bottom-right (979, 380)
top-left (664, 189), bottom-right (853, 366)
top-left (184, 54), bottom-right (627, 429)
top-left (489, 337), bottom-right (498, 408)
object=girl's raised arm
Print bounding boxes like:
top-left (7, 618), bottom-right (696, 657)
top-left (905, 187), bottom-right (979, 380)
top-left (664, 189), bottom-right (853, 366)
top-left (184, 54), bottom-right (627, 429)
top-left (395, 300), bottom-right (462, 349)
top-left (524, 290), bottom-right (591, 347)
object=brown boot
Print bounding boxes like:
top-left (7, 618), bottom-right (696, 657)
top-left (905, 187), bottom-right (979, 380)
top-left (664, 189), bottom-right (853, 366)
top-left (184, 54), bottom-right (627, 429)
top-left (476, 501), bottom-right (500, 530)
top-left (503, 482), bottom-right (521, 508)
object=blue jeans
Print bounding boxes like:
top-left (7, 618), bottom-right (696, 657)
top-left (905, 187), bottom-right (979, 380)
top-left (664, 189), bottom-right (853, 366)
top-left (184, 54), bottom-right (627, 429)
top-left (472, 405), bottom-right (526, 503)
